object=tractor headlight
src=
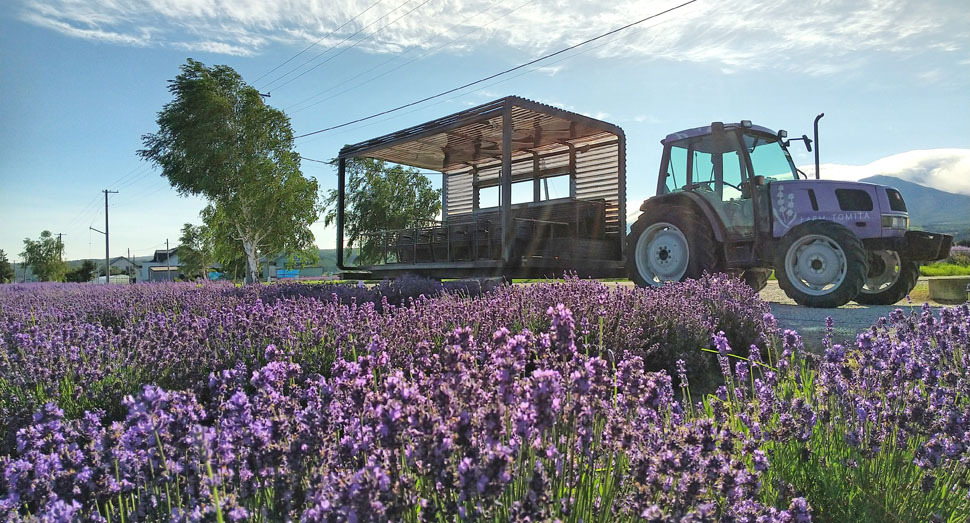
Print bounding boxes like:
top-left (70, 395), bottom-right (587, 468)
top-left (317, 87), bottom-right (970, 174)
top-left (881, 215), bottom-right (908, 229)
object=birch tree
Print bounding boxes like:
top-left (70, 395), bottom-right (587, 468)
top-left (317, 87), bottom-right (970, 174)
top-left (139, 59), bottom-right (319, 283)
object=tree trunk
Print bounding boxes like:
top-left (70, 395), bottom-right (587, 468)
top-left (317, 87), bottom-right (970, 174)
top-left (241, 238), bottom-right (260, 285)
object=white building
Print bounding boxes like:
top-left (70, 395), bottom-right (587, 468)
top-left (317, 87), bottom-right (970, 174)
top-left (138, 248), bottom-right (181, 282)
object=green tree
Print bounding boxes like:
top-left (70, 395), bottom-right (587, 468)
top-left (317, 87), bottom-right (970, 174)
top-left (323, 157), bottom-right (441, 265)
top-left (21, 231), bottom-right (67, 282)
top-left (283, 248), bottom-right (320, 270)
top-left (176, 223), bottom-right (214, 280)
top-left (96, 265), bottom-right (126, 277)
top-left (0, 250), bottom-right (14, 283)
top-left (65, 260), bottom-right (97, 283)
top-left (139, 59), bottom-right (320, 284)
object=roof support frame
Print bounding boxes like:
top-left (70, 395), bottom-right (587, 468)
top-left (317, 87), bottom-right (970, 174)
top-left (500, 100), bottom-right (513, 263)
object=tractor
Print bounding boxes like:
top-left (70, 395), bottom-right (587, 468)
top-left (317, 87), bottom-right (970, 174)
top-left (627, 117), bottom-right (953, 307)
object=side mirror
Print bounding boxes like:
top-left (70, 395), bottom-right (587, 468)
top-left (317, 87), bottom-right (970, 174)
top-left (801, 134), bottom-right (813, 152)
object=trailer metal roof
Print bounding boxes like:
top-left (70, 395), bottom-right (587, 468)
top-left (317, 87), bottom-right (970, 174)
top-left (338, 96), bottom-right (625, 172)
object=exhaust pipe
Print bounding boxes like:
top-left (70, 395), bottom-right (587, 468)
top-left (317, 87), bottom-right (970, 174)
top-left (814, 113), bottom-right (824, 180)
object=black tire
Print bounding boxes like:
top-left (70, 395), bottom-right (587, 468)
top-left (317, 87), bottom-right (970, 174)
top-left (626, 205), bottom-right (719, 287)
top-left (853, 250), bottom-right (919, 305)
top-left (742, 268), bottom-right (770, 292)
top-left (774, 221), bottom-right (868, 308)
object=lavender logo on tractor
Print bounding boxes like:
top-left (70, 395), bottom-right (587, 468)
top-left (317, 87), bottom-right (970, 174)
top-left (773, 184), bottom-right (798, 229)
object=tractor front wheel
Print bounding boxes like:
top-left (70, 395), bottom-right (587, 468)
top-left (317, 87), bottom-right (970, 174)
top-left (627, 206), bottom-right (718, 287)
top-left (774, 221), bottom-right (867, 308)
top-left (853, 250), bottom-right (919, 305)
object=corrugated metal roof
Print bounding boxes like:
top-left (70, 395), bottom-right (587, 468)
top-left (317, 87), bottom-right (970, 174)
top-left (338, 96), bottom-right (625, 172)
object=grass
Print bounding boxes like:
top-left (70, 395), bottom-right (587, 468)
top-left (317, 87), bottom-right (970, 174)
top-left (920, 264), bottom-right (970, 277)
top-left (906, 281), bottom-right (931, 303)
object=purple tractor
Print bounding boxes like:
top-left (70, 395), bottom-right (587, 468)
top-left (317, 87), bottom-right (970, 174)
top-left (628, 117), bottom-right (953, 308)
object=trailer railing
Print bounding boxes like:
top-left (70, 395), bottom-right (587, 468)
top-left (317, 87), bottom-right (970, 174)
top-left (359, 207), bottom-right (589, 267)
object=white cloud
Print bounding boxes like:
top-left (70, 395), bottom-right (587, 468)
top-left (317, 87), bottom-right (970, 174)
top-left (534, 65), bottom-right (564, 76)
top-left (15, 0), bottom-right (968, 76)
top-left (626, 200), bottom-right (644, 229)
top-left (806, 149), bottom-right (970, 196)
top-left (173, 40), bottom-right (255, 57)
top-left (22, 11), bottom-right (152, 46)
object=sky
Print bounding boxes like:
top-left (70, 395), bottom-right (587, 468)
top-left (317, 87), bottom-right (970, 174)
top-left (1, 0), bottom-right (968, 264)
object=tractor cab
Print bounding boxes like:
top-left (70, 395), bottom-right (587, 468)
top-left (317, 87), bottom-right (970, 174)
top-left (658, 121), bottom-right (798, 241)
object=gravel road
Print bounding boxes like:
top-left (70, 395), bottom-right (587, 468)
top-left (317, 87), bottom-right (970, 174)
top-left (760, 279), bottom-right (948, 353)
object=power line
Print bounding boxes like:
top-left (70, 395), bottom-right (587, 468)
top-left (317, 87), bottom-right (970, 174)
top-left (262, 0), bottom-right (431, 92)
top-left (286, 0), bottom-right (519, 114)
top-left (114, 165), bottom-right (156, 191)
top-left (296, 8), bottom-right (684, 146)
top-left (298, 154), bottom-right (451, 176)
top-left (111, 178), bottom-right (172, 209)
top-left (252, 0), bottom-right (386, 86)
top-left (269, 0), bottom-right (435, 92)
top-left (60, 194), bottom-right (102, 231)
top-left (104, 163), bottom-right (147, 190)
top-left (300, 155), bottom-right (332, 164)
top-left (294, 0), bottom-right (698, 139)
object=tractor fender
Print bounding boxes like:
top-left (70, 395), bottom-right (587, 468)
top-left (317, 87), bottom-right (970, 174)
top-left (636, 193), bottom-right (727, 243)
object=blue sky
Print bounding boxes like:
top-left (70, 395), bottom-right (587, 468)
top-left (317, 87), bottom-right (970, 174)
top-left (1, 0), bottom-right (968, 263)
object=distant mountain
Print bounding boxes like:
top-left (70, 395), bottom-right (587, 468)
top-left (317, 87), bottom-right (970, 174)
top-left (860, 175), bottom-right (970, 239)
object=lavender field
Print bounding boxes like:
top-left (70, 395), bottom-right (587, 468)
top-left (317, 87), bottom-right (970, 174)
top-left (0, 276), bottom-right (967, 522)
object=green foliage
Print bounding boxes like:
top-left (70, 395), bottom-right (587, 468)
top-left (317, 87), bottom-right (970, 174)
top-left (65, 260), bottom-right (97, 283)
top-left (920, 264), bottom-right (970, 276)
top-left (323, 157), bottom-right (441, 265)
top-left (96, 265), bottom-right (126, 277)
top-left (0, 250), bottom-right (14, 283)
top-left (20, 231), bottom-right (67, 282)
top-left (282, 248), bottom-right (320, 271)
top-left (139, 59), bottom-right (321, 283)
top-left (944, 247), bottom-right (970, 266)
top-left (177, 223), bottom-right (214, 280)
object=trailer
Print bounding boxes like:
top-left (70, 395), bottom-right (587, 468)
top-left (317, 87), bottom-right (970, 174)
top-left (335, 96), bottom-right (628, 279)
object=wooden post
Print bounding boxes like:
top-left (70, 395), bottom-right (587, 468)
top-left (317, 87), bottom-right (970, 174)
top-left (501, 102), bottom-right (513, 264)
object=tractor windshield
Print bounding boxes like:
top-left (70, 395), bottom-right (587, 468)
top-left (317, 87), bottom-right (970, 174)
top-left (743, 133), bottom-right (798, 180)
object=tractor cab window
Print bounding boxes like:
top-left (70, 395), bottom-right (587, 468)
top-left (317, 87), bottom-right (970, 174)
top-left (744, 133), bottom-right (797, 180)
top-left (691, 148), bottom-right (745, 202)
top-left (663, 147), bottom-right (687, 194)
top-left (670, 131), bottom-right (755, 238)
top-left (682, 131), bottom-right (746, 202)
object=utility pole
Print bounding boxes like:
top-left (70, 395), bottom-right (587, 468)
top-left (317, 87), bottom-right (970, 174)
top-left (90, 227), bottom-right (105, 281)
top-left (166, 239), bottom-right (171, 282)
top-left (103, 190), bottom-right (118, 283)
top-left (128, 247), bottom-right (132, 283)
top-left (55, 233), bottom-right (66, 262)
top-left (99, 190), bottom-right (118, 283)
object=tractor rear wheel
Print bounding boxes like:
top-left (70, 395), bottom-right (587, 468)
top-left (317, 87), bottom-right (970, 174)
top-left (626, 206), bottom-right (718, 287)
top-left (774, 221), bottom-right (867, 308)
top-left (853, 250), bottom-right (919, 305)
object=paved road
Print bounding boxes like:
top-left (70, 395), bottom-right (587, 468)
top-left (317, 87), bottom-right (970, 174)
top-left (760, 280), bottom-right (944, 353)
